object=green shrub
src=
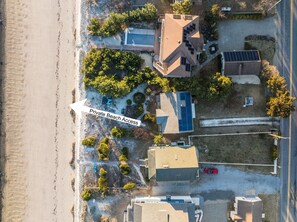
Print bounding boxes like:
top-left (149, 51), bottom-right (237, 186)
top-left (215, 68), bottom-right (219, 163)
top-left (134, 104), bottom-right (144, 118)
top-left (98, 168), bottom-right (108, 194)
top-left (123, 182), bottom-right (136, 190)
top-left (100, 137), bottom-right (109, 144)
top-left (82, 48), bottom-right (171, 98)
top-left (172, 0), bottom-right (191, 15)
top-left (126, 99), bottom-right (132, 105)
top-left (145, 87), bottom-right (152, 95)
top-left (153, 134), bottom-right (164, 145)
top-left (119, 154), bottom-right (128, 162)
top-left (144, 113), bottom-right (156, 123)
top-left (87, 3), bottom-right (158, 37)
top-left (97, 138), bottom-right (110, 160)
top-left (122, 147), bottom-right (129, 158)
top-left (81, 188), bottom-right (92, 201)
top-left (87, 17), bottom-right (101, 36)
top-left (133, 92), bottom-right (146, 104)
top-left (111, 127), bottom-right (124, 138)
top-left (120, 162), bottom-right (131, 175)
top-left (82, 136), bottom-right (96, 146)
top-left (272, 145), bottom-right (278, 160)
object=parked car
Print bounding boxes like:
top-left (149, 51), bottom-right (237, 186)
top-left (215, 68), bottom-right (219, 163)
top-left (204, 167), bottom-right (218, 174)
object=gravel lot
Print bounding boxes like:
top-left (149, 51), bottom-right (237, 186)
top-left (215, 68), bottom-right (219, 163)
top-left (218, 17), bottom-right (277, 51)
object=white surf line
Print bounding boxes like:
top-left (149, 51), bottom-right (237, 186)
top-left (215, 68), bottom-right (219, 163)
top-left (70, 99), bottom-right (141, 127)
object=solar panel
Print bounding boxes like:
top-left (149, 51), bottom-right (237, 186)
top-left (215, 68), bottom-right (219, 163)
top-left (178, 92), bottom-right (193, 132)
top-left (223, 50), bottom-right (260, 62)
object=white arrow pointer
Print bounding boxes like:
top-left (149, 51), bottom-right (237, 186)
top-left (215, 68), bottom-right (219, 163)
top-left (70, 99), bottom-right (141, 127)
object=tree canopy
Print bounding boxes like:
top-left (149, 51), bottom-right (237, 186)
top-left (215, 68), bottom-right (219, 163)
top-left (262, 60), bottom-right (296, 118)
top-left (172, 0), bottom-right (192, 15)
top-left (173, 72), bottom-right (232, 100)
top-left (82, 48), bottom-right (171, 98)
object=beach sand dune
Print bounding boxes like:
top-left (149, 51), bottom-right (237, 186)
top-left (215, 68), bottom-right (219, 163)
top-left (2, 0), bottom-right (76, 221)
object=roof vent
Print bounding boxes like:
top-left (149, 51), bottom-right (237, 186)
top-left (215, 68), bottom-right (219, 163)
top-left (184, 15), bottom-right (193, 20)
top-left (173, 14), bottom-right (181, 19)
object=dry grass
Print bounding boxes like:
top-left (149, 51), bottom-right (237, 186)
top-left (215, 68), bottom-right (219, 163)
top-left (195, 84), bottom-right (267, 120)
top-left (258, 194), bottom-right (279, 222)
top-left (193, 134), bottom-right (274, 164)
top-left (245, 39), bottom-right (276, 63)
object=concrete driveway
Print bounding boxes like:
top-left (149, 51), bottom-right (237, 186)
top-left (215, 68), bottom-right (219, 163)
top-left (152, 165), bottom-right (280, 196)
top-left (218, 17), bottom-right (278, 51)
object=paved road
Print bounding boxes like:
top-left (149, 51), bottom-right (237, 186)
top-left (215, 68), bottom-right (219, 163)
top-left (277, 0), bottom-right (297, 221)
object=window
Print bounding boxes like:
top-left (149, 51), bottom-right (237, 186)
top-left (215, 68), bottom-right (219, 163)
top-left (181, 57), bottom-right (186, 65)
top-left (186, 64), bottom-right (191, 72)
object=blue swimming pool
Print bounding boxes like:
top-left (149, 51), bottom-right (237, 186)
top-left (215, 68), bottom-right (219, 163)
top-left (126, 33), bottom-right (155, 46)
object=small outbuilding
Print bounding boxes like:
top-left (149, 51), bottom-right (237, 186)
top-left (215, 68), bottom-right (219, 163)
top-left (221, 50), bottom-right (261, 76)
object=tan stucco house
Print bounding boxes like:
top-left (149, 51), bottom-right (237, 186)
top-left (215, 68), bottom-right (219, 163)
top-left (153, 14), bottom-right (203, 77)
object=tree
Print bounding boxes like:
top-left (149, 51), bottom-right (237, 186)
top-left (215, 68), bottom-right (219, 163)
top-left (82, 136), bottom-right (96, 146)
top-left (267, 73), bottom-right (287, 95)
top-left (172, 0), bottom-right (192, 15)
top-left (206, 72), bottom-right (233, 100)
top-left (153, 134), bottom-right (164, 145)
top-left (81, 188), bottom-right (92, 201)
top-left (210, 4), bottom-right (220, 17)
top-left (123, 182), bottom-right (136, 191)
top-left (98, 168), bottom-right (108, 195)
top-left (261, 60), bottom-right (279, 81)
top-left (266, 90), bottom-right (296, 118)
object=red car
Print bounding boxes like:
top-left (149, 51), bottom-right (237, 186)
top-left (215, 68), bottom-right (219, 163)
top-left (204, 167), bottom-right (218, 174)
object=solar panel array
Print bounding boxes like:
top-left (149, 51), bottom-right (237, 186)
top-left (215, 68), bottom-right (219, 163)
top-left (178, 92), bottom-right (193, 132)
top-left (223, 50), bottom-right (260, 62)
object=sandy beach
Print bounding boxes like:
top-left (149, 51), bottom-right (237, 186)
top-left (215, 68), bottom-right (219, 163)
top-left (2, 0), bottom-right (76, 221)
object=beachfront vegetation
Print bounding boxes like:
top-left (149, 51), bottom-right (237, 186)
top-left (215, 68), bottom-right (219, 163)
top-left (82, 48), bottom-right (171, 98)
top-left (262, 60), bottom-right (296, 118)
top-left (153, 134), bottom-right (164, 145)
top-left (81, 188), bottom-right (92, 201)
top-left (98, 168), bottom-right (108, 195)
top-left (123, 182), bottom-right (136, 191)
top-left (87, 17), bottom-right (101, 36)
top-left (82, 136), bottom-right (96, 146)
top-left (97, 137), bottom-right (110, 160)
top-left (173, 72), bottom-right (233, 100)
top-left (119, 147), bottom-right (129, 161)
top-left (144, 114), bottom-right (156, 123)
top-left (133, 92), bottom-right (146, 104)
top-left (87, 3), bottom-right (158, 37)
top-left (172, 0), bottom-right (192, 15)
top-left (120, 162), bottom-right (131, 175)
top-left (126, 99), bottom-right (132, 105)
top-left (111, 127), bottom-right (124, 139)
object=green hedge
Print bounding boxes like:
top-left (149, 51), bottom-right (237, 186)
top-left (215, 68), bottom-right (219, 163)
top-left (88, 3), bottom-right (158, 37)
